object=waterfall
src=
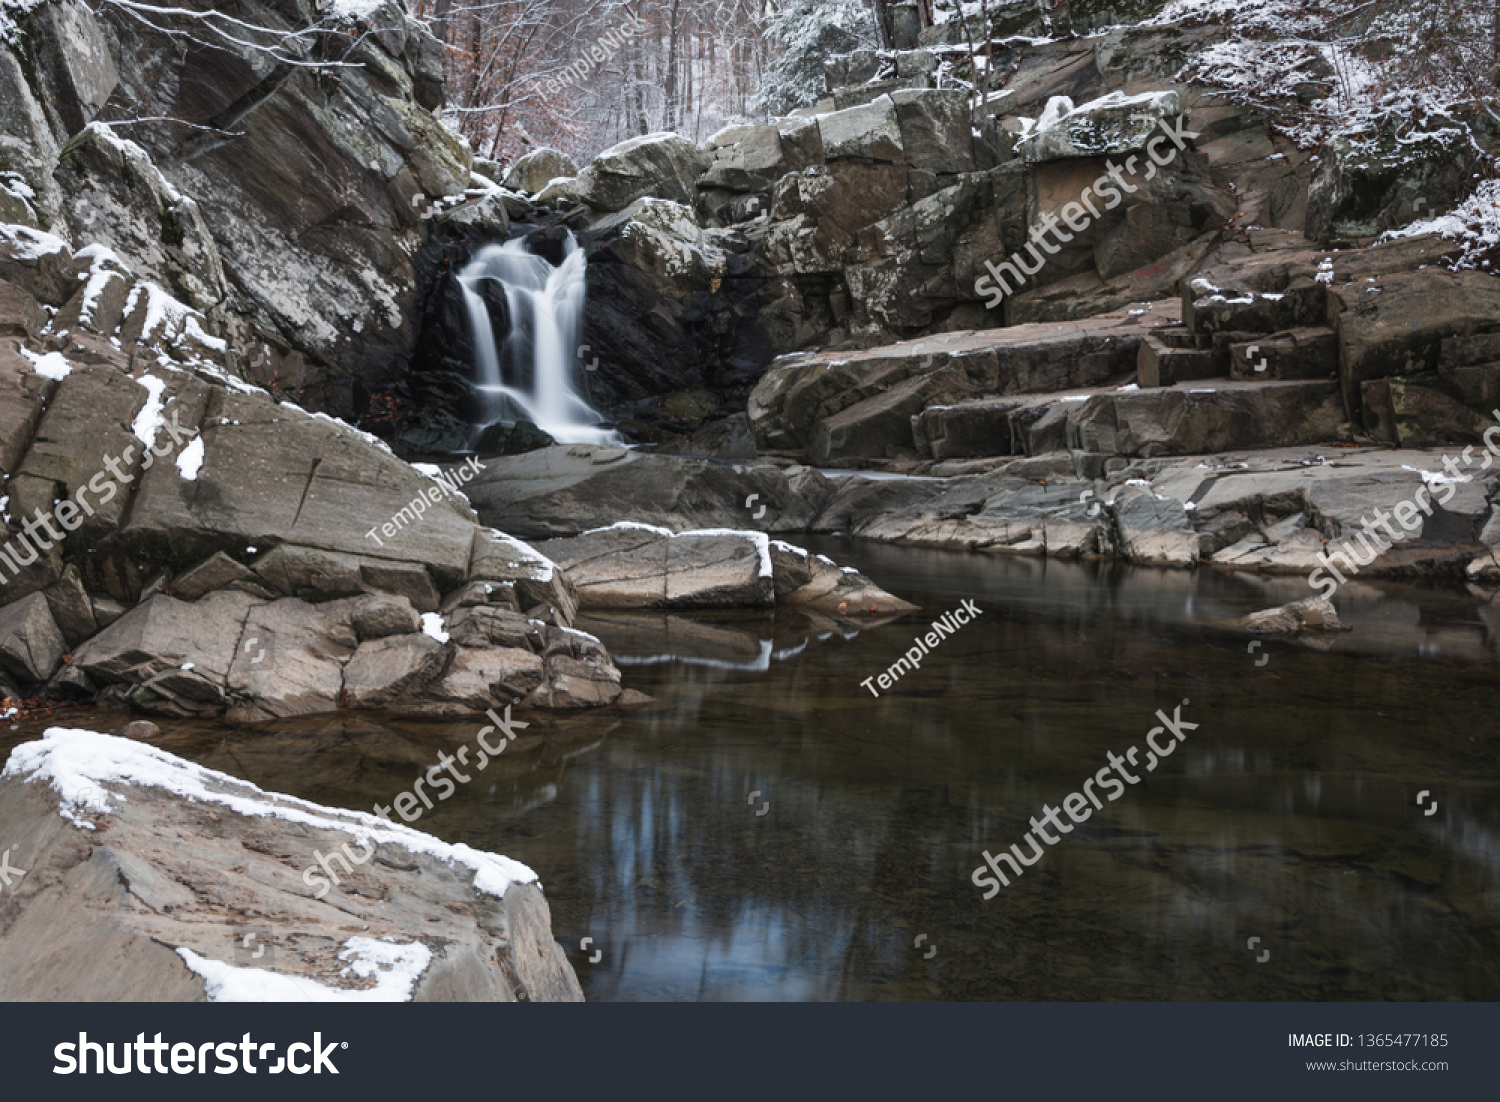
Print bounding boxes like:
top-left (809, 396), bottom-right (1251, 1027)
top-left (459, 232), bottom-right (623, 447)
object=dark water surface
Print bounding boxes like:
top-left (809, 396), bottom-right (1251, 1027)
top-left (5, 539), bottom-right (1498, 1000)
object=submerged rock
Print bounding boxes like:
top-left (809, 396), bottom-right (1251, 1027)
top-left (1239, 595), bottom-right (1350, 634)
top-left (0, 727), bottom-right (582, 1001)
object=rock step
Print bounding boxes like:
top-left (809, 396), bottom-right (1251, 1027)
top-left (1441, 332), bottom-right (1500, 369)
top-left (1226, 327), bottom-right (1338, 381)
top-left (1070, 380), bottom-right (1347, 457)
top-left (1151, 324), bottom-right (1213, 351)
top-left (1183, 281), bottom-right (1321, 338)
top-left (1359, 376), bottom-right (1500, 447)
top-left (747, 300), bottom-right (1180, 465)
top-left (914, 377), bottom-right (1347, 463)
top-left (1137, 332), bottom-right (1225, 387)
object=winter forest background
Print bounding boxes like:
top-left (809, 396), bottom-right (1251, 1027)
top-left (422, 0), bottom-right (1500, 176)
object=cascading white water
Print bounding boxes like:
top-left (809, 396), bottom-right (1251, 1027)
top-left (459, 232), bottom-right (623, 447)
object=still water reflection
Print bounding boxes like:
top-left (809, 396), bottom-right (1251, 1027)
top-left (4, 539), bottom-right (1497, 1000)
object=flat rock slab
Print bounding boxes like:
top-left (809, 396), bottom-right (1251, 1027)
top-left (541, 524), bottom-right (916, 613)
top-left (816, 441), bottom-right (1500, 583)
top-left (463, 445), bottom-right (838, 538)
top-left (542, 524), bottom-right (775, 608)
top-left (0, 727), bottom-right (582, 1002)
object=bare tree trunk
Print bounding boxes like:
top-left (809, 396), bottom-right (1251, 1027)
top-left (430, 0), bottom-right (453, 48)
top-left (1493, 0), bottom-right (1500, 89)
top-left (870, 0), bottom-right (893, 48)
top-left (664, 0), bottom-right (682, 131)
top-left (630, 0), bottom-right (649, 135)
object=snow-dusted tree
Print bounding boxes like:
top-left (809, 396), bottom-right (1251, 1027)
top-left (754, 0), bottom-right (881, 117)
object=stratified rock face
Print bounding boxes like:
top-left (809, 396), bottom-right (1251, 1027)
top-left (746, 300), bottom-right (1179, 464)
top-left (1, 0), bottom-right (475, 415)
top-left (0, 727), bottom-right (582, 1002)
top-left (55, 124), bottom-right (227, 314)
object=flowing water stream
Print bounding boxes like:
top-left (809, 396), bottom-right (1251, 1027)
top-left (7, 542), bottom-right (1497, 1000)
top-left (458, 233), bottom-right (623, 447)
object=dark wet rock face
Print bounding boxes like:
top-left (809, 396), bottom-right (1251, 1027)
top-left (401, 222), bottom-right (511, 442)
top-left (580, 201), bottom-right (772, 406)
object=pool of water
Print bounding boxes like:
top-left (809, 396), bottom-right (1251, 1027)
top-left (5, 539), bottom-right (1498, 1000)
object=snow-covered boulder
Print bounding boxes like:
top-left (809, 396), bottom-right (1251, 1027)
top-left (0, 726), bottom-right (583, 1001)
top-left (1306, 106), bottom-right (1500, 244)
top-left (503, 147), bottom-right (580, 195)
top-left (817, 94), bottom-right (905, 162)
top-left (1015, 90), bottom-right (1184, 163)
top-left (572, 132), bottom-right (712, 213)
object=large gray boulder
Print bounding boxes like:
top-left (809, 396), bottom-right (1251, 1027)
top-left (572, 132), bottom-right (712, 212)
top-left (0, 727), bottom-right (582, 1001)
top-left (892, 88), bottom-right (976, 175)
top-left (0, 592), bottom-right (66, 683)
top-left (1330, 268), bottom-right (1500, 422)
top-left (1111, 484), bottom-right (1199, 567)
top-left (542, 525), bottom-right (775, 608)
top-left (502, 147), bottom-right (579, 194)
top-left (700, 125), bottom-right (789, 192)
top-left (817, 95), bottom-right (905, 162)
